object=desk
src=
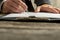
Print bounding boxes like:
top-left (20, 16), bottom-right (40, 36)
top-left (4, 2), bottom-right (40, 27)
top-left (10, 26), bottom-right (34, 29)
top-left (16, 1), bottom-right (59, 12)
top-left (0, 21), bottom-right (60, 40)
top-left (0, 21), bottom-right (60, 29)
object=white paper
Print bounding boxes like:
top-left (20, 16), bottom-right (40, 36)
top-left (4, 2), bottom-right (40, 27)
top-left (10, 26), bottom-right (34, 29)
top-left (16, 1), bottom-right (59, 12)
top-left (2, 12), bottom-right (60, 18)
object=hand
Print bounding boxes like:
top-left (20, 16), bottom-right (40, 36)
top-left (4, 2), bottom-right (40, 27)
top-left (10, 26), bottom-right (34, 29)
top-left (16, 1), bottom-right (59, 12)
top-left (2, 0), bottom-right (28, 13)
top-left (35, 4), bottom-right (60, 14)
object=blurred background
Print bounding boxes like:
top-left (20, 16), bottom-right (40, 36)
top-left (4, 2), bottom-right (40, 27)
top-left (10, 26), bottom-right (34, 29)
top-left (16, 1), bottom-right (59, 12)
top-left (50, 0), bottom-right (60, 8)
top-left (32, 0), bottom-right (60, 9)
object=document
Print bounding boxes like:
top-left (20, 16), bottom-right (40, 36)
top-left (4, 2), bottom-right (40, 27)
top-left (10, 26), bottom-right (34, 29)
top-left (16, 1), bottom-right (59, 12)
top-left (2, 12), bottom-right (60, 19)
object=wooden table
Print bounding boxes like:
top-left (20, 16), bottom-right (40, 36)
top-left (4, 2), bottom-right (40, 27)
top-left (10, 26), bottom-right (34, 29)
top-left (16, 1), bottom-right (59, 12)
top-left (0, 21), bottom-right (60, 40)
top-left (0, 21), bottom-right (60, 29)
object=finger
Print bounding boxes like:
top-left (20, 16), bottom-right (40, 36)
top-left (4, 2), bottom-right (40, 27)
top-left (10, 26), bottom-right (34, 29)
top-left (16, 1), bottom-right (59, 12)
top-left (3, 5), bottom-right (9, 13)
top-left (35, 6), bottom-right (59, 13)
top-left (6, 0), bottom-right (19, 10)
top-left (35, 6), bottom-right (41, 12)
top-left (54, 8), bottom-right (60, 13)
top-left (6, 0), bottom-right (25, 12)
top-left (40, 7), bottom-right (59, 13)
top-left (3, 4), bottom-right (14, 13)
top-left (4, 3), bottom-right (25, 13)
top-left (4, 4), bottom-right (19, 13)
top-left (18, 0), bottom-right (28, 9)
top-left (10, 0), bottom-right (28, 11)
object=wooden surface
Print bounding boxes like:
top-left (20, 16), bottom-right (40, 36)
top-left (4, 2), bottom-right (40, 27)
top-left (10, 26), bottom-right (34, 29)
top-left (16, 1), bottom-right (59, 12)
top-left (0, 21), bottom-right (60, 29)
top-left (0, 21), bottom-right (60, 40)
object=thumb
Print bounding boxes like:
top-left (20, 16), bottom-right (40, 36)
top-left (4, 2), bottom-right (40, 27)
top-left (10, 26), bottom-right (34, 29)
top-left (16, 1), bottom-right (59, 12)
top-left (35, 6), bottom-right (41, 12)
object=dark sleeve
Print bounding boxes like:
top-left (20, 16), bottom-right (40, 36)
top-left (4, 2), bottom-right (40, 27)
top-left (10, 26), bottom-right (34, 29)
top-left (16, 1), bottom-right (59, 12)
top-left (0, 0), bottom-right (3, 3)
top-left (0, 0), bottom-right (3, 12)
top-left (35, 0), bottom-right (51, 6)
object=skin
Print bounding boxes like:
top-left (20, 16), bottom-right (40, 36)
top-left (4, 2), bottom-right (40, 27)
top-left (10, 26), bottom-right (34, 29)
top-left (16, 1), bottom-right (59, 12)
top-left (2, 0), bottom-right (60, 14)
top-left (2, 0), bottom-right (28, 13)
top-left (35, 4), bottom-right (60, 14)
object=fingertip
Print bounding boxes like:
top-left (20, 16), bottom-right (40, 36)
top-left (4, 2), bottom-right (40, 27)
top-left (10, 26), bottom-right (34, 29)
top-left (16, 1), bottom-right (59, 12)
top-left (47, 7), bottom-right (59, 14)
top-left (35, 6), bottom-right (41, 12)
